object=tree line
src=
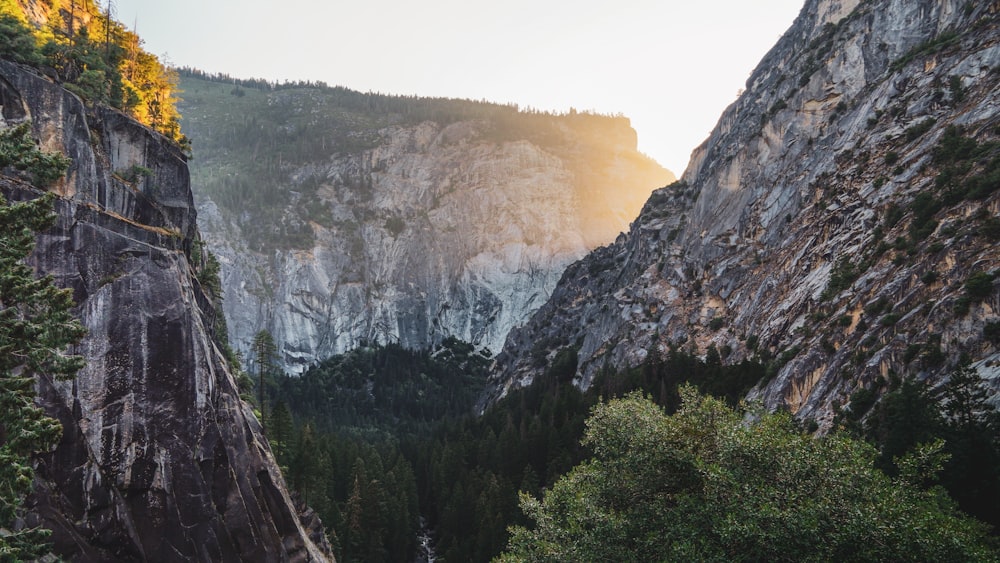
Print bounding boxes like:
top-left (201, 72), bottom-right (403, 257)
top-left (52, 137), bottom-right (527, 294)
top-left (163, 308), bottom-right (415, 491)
top-left (260, 332), bottom-right (1000, 562)
top-left (0, 1), bottom-right (187, 148)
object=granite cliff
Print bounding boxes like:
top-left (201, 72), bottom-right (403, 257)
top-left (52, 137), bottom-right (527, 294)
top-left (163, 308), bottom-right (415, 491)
top-left (491, 0), bottom-right (1000, 425)
top-left (0, 60), bottom-right (332, 561)
top-left (178, 76), bottom-right (673, 374)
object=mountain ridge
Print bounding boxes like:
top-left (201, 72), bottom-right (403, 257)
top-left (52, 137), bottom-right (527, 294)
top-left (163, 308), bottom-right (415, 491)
top-left (179, 74), bottom-right (673, 374)
top-left (489, 0), bottom-right (1000, 426)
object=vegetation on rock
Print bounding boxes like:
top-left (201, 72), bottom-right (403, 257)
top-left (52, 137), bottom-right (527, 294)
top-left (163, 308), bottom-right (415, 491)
top-left (0, 123), bottom-right (70, 187)
top-left (0, 189), bottom-right (84, 559)
top-left (0, 1), bottom-right (186, 146)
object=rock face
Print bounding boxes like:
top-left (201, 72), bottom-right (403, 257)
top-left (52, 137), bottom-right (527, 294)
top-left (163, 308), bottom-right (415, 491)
top-left (0, 61), bottom-right (332, 561)
top-left (180, 80), bottom-right (673, 374)
top-left (491, 0), bottom-right (1000, 424)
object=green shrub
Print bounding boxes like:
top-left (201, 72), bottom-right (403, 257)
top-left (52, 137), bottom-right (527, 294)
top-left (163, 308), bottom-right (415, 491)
top-left (908, 192), bottom-right (942, 242)
top-left (922, 342), bottom-right (946, 367)
top-left (948, 75), bottom-right (966, 103)
top-left (884, 204), bottom-right (904, 228)
top-left (934, 126), bottom-right (983, 164)
top-left (982, 217), bottom-right (1000, 241)
top-left (954, 295), bottom-right (971, 316)
top-left (847, 386), bottom-right (878, 417)
top-left (880, 312), bottom-right (901, 326)
top-left (904, 118), bottom-right (936, 141)
top-left (965, 271), bottom-right (994, 300)
top-left (118, 164), bottom-right (154, 184)
top-left (865, 297), bottom-right (890, 317)
top-left (890, 31), bottom-right (959, 72)
top-left (822, 256), bottom-right (861, 300)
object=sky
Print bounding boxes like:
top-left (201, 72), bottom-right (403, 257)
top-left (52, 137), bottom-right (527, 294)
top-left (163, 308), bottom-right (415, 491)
top-left (113, 0), bottom-right (804, 175)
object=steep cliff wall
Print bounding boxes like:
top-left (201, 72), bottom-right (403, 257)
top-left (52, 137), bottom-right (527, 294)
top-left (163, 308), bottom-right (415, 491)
top-left (491, 0), bottom-right (1000, 425)
top-left (0, 61), bottom-right (331, 561)
top-left (179, 78), bottom-right (673, 374)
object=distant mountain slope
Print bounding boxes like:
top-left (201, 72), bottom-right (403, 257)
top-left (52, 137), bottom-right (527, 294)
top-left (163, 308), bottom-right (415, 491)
top-left (178, 74), bottom-right (673, 373)
top-left (490, 0), bottom-right (1000, 426)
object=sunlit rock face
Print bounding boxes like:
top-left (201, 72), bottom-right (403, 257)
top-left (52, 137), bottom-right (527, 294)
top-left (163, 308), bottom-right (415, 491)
top-left (0, 61), bottom-right (332, 561)
top-left (184, 95), bottom-right (673, 374)
top-left (490, 0), bottom-right (1000, 424)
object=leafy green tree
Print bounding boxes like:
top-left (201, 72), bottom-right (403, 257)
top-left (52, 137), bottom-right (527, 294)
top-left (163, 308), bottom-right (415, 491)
top-left (0, 191), bottom-right (85, 559)
top-left (499, 389), bottom-right (998, 562)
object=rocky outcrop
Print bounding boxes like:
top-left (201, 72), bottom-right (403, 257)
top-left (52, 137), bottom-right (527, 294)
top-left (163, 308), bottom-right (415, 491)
top-left (181, 82), bottom-right (673, 374)
top-left (490, 0), bottom-right (1000, 424)
top-left (0, 60), bottom-right (332, 561)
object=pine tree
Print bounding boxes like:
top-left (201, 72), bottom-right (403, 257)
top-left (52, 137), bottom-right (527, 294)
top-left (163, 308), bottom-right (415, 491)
top-left (0, 191), bottom-right (85, 559)
top-left (267, 400), bottom-right (293, 468)
top-left (343, 460), bottom-right (367, 562)
top-left (251, 329), bottom-right (276, 429)
top-left (940, 364), bottom-right (1000, 531)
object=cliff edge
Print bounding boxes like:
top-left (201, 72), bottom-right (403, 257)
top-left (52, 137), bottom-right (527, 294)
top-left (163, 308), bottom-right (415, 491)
top-left (0, 60), bottom-right (332, 561)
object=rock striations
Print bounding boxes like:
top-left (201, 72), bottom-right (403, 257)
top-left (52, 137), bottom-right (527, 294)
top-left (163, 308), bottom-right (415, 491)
top-left (491, 0), bottom-right (1000, 425)
top-left (179, 78), bottom-right (673, 374)
top-left (0, 61), bottom-right (332, 561)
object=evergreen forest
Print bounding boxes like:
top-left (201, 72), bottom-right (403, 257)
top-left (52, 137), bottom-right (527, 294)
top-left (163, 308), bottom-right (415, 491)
top-left (260, 337), bottom-right (1000, 562)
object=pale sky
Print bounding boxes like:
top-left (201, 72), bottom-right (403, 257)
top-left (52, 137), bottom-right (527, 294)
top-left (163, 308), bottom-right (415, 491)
top-left (113, 1), bottom-right (803, 175)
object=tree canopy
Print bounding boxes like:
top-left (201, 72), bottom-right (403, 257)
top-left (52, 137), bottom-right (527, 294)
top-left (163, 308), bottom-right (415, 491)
top-left (499, 388), bottom-right (999, 562)
top-left (0, 1), bottom-right (186, 147)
